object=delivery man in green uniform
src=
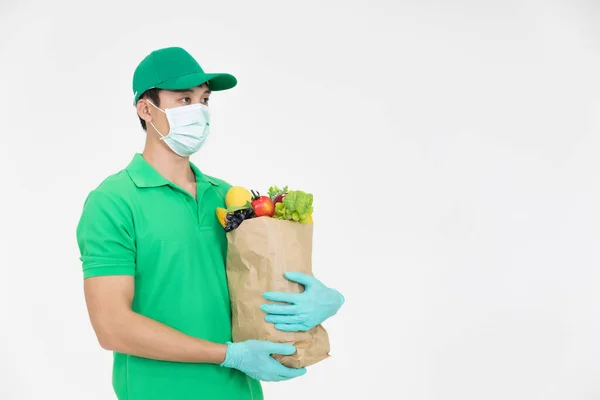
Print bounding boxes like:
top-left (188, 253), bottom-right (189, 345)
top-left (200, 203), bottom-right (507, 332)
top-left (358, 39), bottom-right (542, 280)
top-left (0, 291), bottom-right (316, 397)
top-left (75, 46), bottom-right (345, 400)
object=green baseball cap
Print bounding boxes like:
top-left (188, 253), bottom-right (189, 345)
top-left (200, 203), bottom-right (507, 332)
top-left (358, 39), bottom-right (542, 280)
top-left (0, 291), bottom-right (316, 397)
top-left (132, 46), bottom-right (237, 105)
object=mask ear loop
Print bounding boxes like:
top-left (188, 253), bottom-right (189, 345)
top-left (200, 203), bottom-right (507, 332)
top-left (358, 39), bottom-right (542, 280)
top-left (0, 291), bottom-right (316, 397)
top-left (146, 100), bottom-right (168, 140)
top-left (146, 99), bottom-right (165, 113)
top-left (149, 121), bottom-right (167, 140)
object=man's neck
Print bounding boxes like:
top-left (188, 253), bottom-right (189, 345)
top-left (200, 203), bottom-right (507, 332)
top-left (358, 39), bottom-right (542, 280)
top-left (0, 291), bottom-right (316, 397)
top-left (141, 145), bottom-right (196, 186)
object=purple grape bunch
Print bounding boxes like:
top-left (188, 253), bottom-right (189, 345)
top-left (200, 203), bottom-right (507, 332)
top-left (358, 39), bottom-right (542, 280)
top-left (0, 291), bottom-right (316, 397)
top-left (224, 208), bottom-right (256, 232)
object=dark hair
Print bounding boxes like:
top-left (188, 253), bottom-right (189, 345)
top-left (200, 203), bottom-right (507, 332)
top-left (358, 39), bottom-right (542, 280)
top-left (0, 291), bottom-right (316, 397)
top-left (138, 88), bottom-right (162, 131)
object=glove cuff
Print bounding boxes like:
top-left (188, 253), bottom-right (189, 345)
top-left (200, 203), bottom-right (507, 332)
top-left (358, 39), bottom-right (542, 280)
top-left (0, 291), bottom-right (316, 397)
top-left (219, 341), bottom-right (237, 369)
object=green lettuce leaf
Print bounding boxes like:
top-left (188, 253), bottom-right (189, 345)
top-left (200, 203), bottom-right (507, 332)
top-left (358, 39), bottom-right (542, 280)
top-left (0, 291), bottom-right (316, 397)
top-left (282, 191), bottom-right (297, 211)
top-left (281, 190), bottom-right (313, 218)
top-left (294, 192), bottom-right (310, 216)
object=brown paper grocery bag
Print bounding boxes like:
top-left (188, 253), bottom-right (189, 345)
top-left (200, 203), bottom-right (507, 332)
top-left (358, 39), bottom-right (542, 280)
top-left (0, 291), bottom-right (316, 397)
top-left (225, 216), bottom-right (330, 368)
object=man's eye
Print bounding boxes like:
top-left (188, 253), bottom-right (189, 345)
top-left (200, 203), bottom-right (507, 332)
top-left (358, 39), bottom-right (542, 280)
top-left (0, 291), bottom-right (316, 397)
top-left (181, 97), bottom-right (191, 104)
top-left (203, 98), bottom-right (210, 104)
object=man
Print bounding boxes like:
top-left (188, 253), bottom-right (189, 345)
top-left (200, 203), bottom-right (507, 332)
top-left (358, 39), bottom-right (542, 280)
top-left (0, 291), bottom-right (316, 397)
top-left (75, 46), bottom-right (345, 400)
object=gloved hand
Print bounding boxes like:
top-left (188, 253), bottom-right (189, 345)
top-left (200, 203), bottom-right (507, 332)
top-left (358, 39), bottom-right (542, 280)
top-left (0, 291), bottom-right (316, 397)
top-left (220, 340), bottom-right (307, 382)
top-left (261, 272), bottom-right (345, 332)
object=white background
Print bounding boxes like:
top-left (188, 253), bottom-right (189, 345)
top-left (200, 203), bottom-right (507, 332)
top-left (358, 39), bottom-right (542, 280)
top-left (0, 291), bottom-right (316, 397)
top-left (1, 0), bottom-right (600, 399)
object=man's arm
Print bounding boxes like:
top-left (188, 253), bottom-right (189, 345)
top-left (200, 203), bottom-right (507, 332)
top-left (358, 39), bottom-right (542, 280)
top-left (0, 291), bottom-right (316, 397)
top-left (84, 275), bottom-right (226, 364)
top-left (83, 275), bottom-right (306, 381)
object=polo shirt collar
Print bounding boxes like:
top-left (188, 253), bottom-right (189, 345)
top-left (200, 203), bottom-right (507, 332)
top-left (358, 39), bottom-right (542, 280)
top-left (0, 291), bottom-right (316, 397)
top-left (126, 153), bottom-right (219, 188)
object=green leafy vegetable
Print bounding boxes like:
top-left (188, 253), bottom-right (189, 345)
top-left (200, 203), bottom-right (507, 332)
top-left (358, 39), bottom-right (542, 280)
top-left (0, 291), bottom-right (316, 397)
top-left (226, 201), bottom-right (252, 213)
top-left (275, 190), bottom-right (313, 223)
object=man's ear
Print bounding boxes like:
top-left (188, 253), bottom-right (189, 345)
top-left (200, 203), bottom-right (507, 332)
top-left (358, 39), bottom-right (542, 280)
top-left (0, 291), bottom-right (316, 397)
top-left (137, 99), bottom-right (152, 125)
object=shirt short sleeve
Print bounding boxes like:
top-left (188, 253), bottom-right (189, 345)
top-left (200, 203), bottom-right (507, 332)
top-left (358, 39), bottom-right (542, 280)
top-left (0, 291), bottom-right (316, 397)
top-left (76, 189), bottom-right (136, 279)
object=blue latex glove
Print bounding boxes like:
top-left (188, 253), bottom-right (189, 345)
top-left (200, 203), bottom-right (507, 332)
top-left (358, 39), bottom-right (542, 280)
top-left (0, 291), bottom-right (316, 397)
top-left (220, 340), bottom-right (307, 382)
top-left (261, 272), bottom-right (345, 332)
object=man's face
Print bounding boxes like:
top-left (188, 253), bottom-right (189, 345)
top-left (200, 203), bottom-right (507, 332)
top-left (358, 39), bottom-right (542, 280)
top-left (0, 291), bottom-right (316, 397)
top-left (140, 83), bottom-right (211, 137)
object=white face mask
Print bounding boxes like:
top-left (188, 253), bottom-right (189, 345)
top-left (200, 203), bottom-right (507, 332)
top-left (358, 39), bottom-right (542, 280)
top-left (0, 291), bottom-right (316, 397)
top-left (147, 100), bottom-right (210, 157)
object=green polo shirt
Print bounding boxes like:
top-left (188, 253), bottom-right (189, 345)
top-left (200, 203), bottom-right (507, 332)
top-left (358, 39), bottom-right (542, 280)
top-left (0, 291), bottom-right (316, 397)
top-left (76, 153), bottom-right (262, 400)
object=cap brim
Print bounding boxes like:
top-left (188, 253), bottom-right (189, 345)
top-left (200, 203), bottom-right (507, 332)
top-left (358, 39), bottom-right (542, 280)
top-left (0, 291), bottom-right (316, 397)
top-left (155, 72), bottom-right (237, 92)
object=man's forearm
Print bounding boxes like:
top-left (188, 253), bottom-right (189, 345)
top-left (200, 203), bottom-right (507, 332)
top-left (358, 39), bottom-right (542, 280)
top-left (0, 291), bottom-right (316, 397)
top-left (100, 310), bottom-right (227, 364)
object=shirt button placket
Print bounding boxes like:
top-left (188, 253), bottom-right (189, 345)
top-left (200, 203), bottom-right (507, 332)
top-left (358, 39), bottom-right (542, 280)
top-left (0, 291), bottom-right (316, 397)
top-left (189, 196), bottom-right (200, 224)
